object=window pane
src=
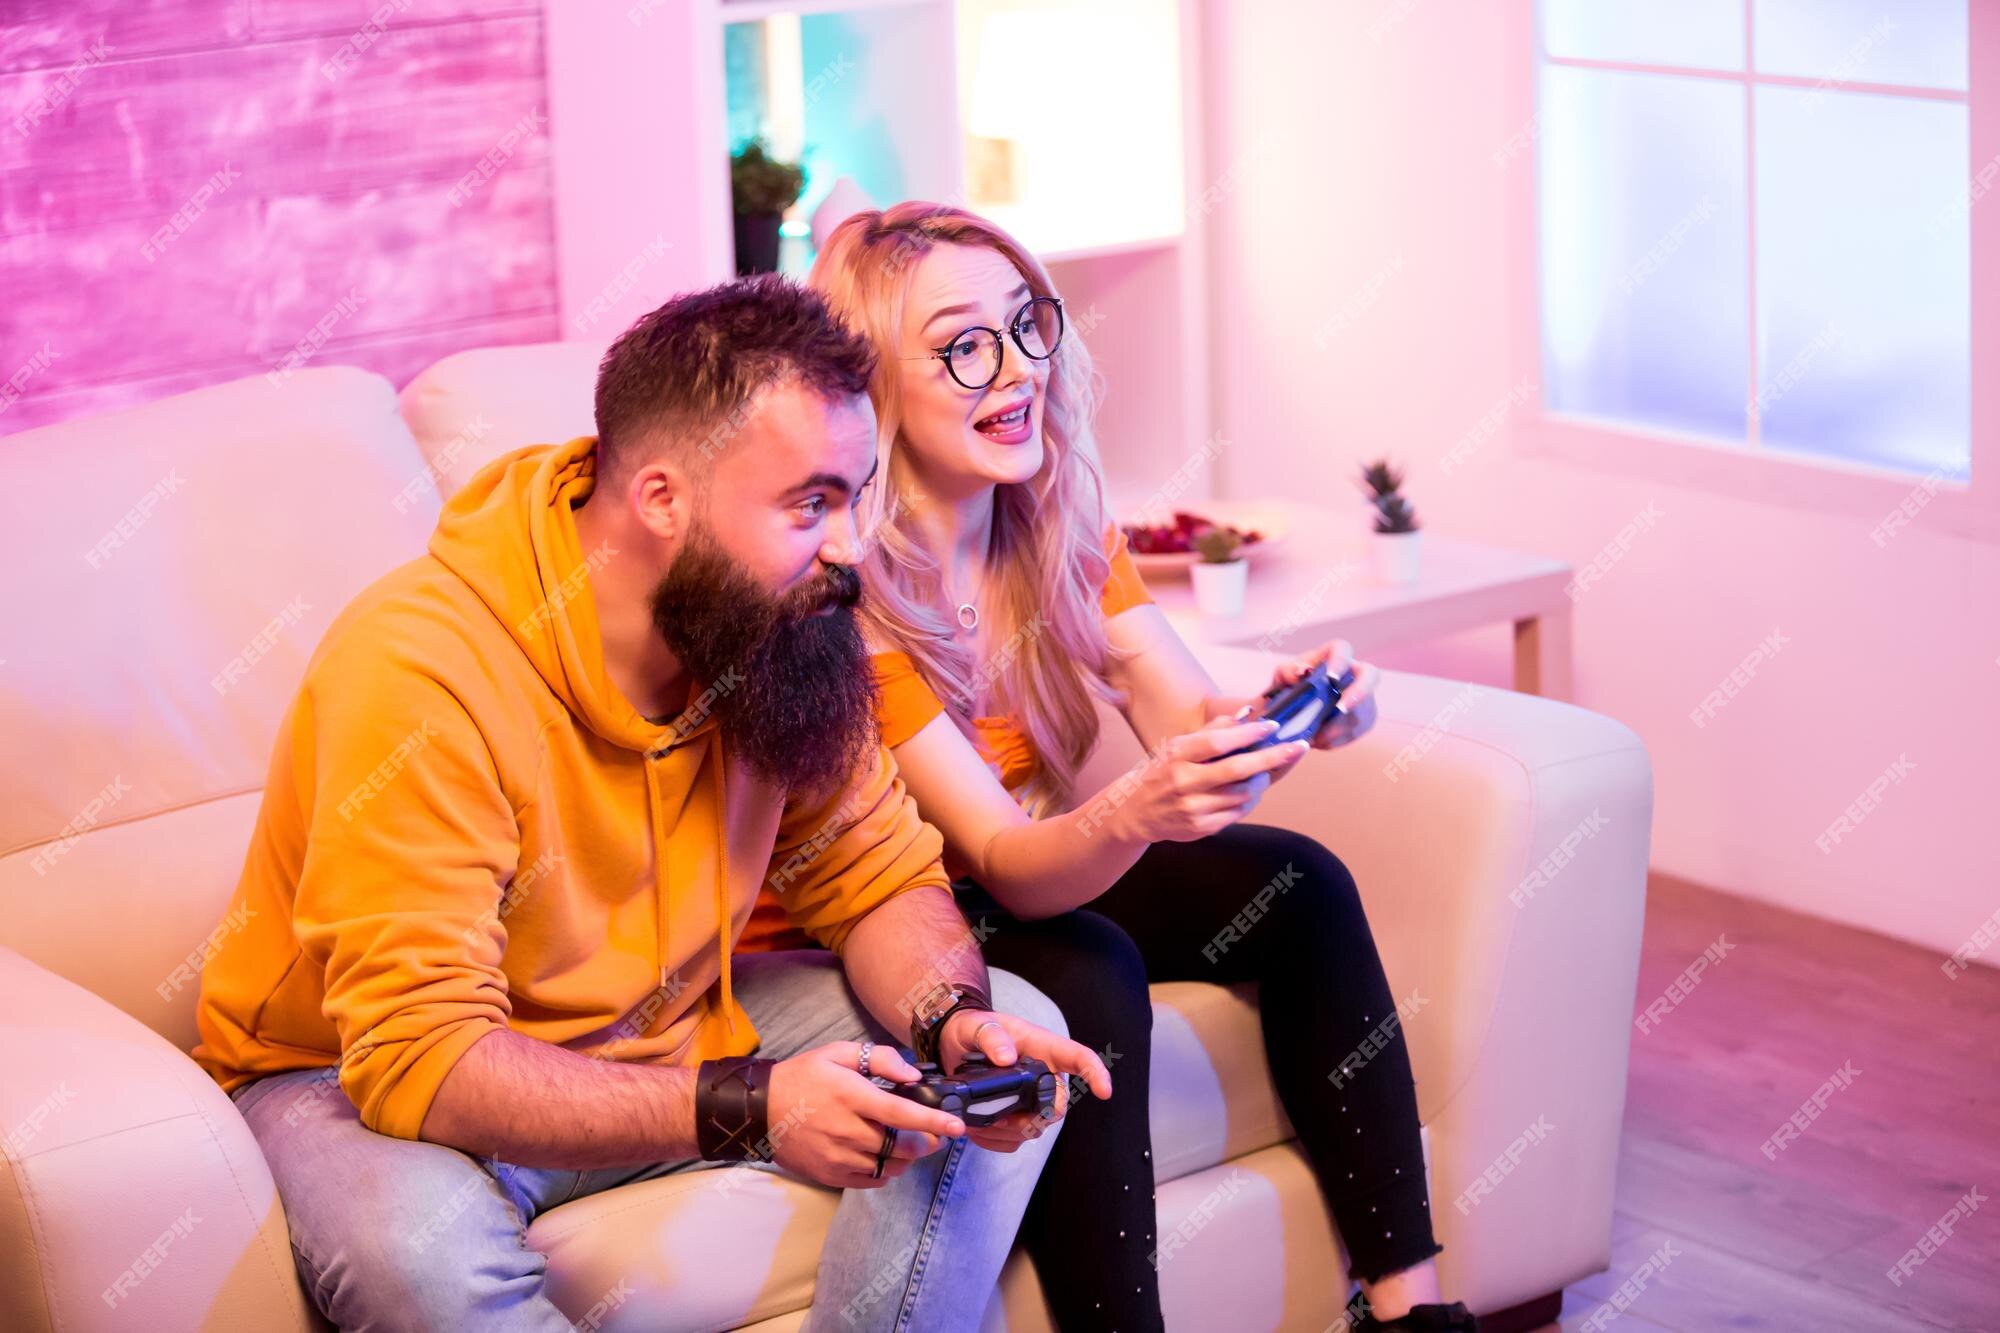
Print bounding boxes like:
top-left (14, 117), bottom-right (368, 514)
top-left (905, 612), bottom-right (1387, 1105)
top-left (1539, 65), bottom-right (1750, 440)
top-left (1755, 0), bottom-right (1967, 92)
top-left (1754, 87), bottom-right (1970, 478)
top-left (1541, 0), bottom-right (1745, 71)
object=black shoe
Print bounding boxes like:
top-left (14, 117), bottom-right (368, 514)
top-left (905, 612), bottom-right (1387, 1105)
top-left (1346, 1297), bottom-right (1480, 1331)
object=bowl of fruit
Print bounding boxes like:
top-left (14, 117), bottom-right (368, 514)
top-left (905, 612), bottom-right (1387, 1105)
top-left (1119, 505), bottom-right (1289, 576)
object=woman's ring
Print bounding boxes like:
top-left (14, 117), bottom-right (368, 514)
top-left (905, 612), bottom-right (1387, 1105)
top-left (858, 1041), bottom-right (873, 1079)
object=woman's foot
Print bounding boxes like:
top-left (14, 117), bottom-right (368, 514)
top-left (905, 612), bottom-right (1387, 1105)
top-left (1357, 1256), bottom-right (1442, 1320)
top-left (1345, 1294), bottom-right (1480, 1331)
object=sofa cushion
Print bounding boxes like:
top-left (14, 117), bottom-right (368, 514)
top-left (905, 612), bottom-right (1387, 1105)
top-left (398, 339), bottom-right (607, 497)
top-left (527, 1162), bottom-right (834, 1332)
top-left (1147, 981), bottom-right (1294, 1183)
top-left (0, 946), bottom-right (317, 1332)
top-left (521, 980), bottom-right (1357, 1331)
top-left (523, 1053), bottom-right (1425, 1332)
top-left (0, 367), bottom-right (440, 1045)
top-left (990, 1143), bottom-right (1378, 1332)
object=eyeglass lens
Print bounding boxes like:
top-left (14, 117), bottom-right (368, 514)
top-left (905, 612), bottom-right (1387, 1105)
top-left (941, 297), bottom-right (1063, 388)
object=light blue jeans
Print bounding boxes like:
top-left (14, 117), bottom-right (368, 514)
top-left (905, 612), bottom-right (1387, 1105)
top-left (230, 951), bottom-right (1064, 1332)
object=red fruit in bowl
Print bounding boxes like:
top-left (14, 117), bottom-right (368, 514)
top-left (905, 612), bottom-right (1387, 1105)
top-left (1121, 513), bottom-right (1262, 555)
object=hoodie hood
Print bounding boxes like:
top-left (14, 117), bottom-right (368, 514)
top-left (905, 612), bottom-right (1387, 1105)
top-left (429, 435), bottom-right (676, 754)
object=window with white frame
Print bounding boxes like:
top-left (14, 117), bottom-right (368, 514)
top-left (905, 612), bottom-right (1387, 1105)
top-left (1535, 0), bottom-right (1971, 480)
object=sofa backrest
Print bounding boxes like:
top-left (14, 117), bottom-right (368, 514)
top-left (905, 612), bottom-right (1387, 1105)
top-left (399, 338), bottom-right (607, 496)
top-left (0, 368), bottom-right (443, 1051)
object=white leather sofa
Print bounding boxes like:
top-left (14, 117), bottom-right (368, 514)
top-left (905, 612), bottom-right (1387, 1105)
top-left (0, 345), bottom-right (1653, 1332)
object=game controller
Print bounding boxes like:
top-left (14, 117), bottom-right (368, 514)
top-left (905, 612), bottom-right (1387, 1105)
top-left (1218, 660), bottom-right (1358, 759)
top-left (874, 1055), bottom-right (1059, 1127)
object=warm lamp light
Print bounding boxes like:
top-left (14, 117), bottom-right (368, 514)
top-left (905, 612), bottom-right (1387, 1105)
top-left (965, 11), bottom-right (1044, 205)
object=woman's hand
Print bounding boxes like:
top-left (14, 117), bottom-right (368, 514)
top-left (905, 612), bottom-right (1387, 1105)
top-left (1268, 638), bottom-right (1380, 750)
top-left (1096, 717), bottom-right (1308, 845)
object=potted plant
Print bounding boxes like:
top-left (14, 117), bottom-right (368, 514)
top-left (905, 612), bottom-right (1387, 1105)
top-left (730, 139), bottom-right (806, 275)
top-left (1359, 459), bottom-right (1422, 585)
top-left (1190, 526), bottom-right (1249, 617)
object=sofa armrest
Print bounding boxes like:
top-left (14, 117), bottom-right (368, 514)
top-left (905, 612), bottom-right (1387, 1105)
top-left (0, 946), bottom-right (315, 1332)
top-left (1079, 647), bottom-right (1653, 1313)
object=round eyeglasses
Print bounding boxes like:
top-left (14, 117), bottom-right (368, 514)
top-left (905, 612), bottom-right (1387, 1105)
top-left (903, 296), bottom-right (1065, 391)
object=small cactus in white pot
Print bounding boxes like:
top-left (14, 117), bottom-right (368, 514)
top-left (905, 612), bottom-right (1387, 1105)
top-left (1358, 459), bottom-right (1422, 585)
top-left (1190, 526), bottom-right (1249, 617)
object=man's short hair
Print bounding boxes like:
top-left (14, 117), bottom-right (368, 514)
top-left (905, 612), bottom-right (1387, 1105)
top-left (593, 274), bottom-right (876, 481)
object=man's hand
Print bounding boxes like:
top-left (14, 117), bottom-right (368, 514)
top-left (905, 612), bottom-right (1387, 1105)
top-left (765, 1042), bottom-right (966, 1189)
top-left (938, 1009), bottom-right (1112, 1153)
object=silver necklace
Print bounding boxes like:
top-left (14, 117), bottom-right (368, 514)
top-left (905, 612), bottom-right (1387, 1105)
top-left (952, 566), bottom-right (983, 632)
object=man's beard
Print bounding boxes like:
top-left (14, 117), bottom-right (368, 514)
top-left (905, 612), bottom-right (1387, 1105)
top-left (648, 525), bottom-right (879, 799)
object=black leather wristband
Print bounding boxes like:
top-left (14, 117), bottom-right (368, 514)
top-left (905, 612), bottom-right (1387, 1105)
top-left (694, 1056), bottom-right (776, 1162)
top-left (910, 982), bottom-right (994, 1066)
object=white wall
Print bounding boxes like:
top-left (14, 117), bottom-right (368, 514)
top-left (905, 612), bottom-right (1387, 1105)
top-left (1196, 0), bottom-right (2000, 965)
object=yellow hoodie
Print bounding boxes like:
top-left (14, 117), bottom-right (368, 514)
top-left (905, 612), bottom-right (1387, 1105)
top-left (192, 435), bottom-right (947, 1141)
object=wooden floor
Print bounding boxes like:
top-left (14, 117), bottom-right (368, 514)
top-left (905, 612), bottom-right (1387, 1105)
top-left (1520, 874), bottom-right (2000, 1333)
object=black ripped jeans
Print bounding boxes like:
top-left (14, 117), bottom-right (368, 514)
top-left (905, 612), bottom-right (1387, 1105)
top-left (960, 823), bottom-right (1441, 1330)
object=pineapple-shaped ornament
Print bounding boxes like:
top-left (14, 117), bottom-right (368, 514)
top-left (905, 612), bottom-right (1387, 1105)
top-left (1190, 524), bottom-right (1249, 617)
top-left (1358, 459), bottom-right (1422, 585)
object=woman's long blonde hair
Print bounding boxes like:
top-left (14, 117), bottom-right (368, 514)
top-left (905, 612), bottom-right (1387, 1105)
top-left (809, 202), bottom-right (1119, 815)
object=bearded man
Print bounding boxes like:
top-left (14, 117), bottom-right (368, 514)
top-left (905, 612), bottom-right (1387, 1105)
top-left (194, 275), bottom-right (1108, 1332)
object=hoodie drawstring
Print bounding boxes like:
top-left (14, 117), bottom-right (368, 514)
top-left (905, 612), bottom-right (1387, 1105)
top-left (712, 741), bottom-right (735, 1032)
top-left (643, 732), bottom-right (736, 1037)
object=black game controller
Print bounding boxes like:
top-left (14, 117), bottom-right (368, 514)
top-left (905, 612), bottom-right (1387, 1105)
top-left (874, 1055), bottom-right (1059, 1127)
top-left (1218, 660), bottom-right (1358, 759)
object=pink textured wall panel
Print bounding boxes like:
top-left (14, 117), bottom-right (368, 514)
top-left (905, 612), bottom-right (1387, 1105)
top-left (0, 0), bottom-right (559, 434)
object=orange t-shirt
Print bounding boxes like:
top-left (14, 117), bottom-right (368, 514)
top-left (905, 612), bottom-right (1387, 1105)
top-left (736, 530), bottom-right (1152, 953)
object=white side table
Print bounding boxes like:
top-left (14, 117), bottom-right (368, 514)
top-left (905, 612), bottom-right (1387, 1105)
top-left (1141, 500), bottom-right (1576, 700)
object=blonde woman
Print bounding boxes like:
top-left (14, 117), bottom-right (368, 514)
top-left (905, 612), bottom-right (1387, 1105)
top-left (737, 204), bottom-right (1474, 1333)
